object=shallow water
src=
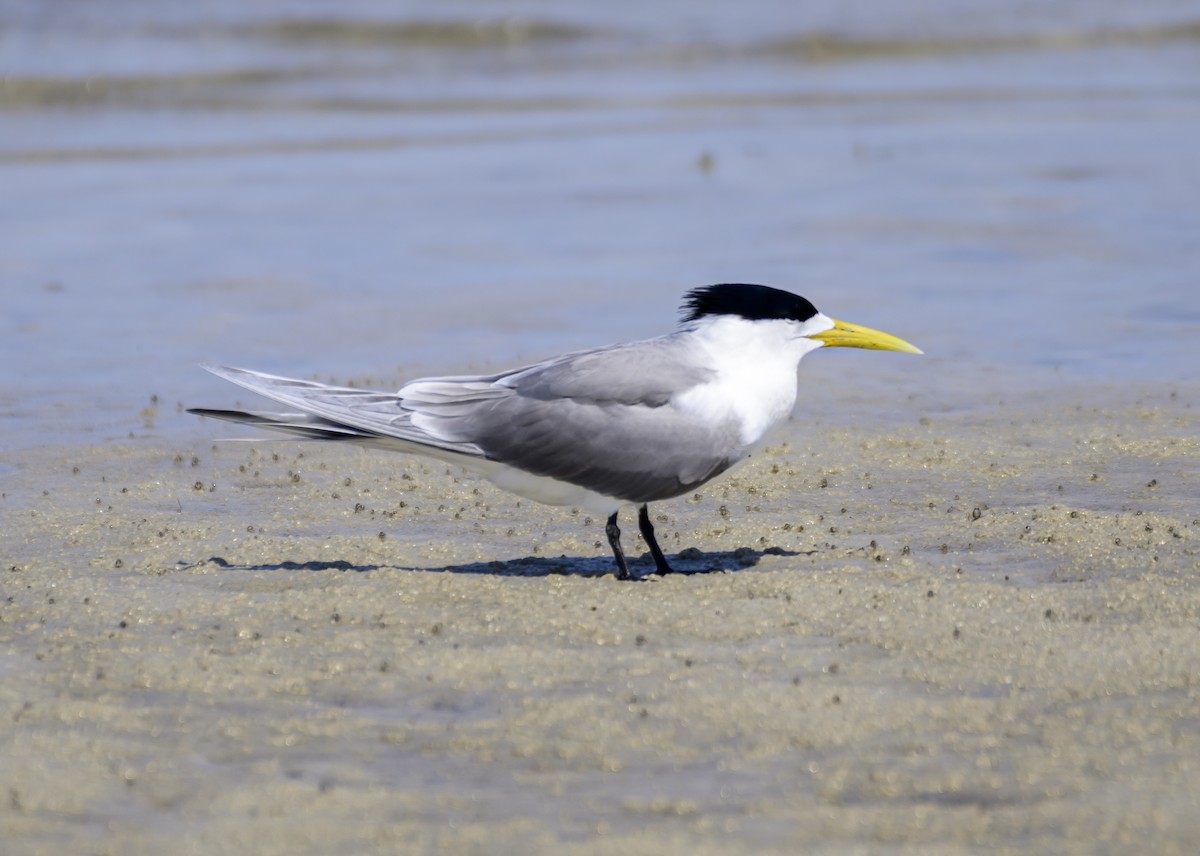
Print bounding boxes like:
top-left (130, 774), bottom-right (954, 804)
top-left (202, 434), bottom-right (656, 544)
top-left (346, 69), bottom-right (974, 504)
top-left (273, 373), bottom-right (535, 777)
top-left (3, 0), bottom-right (1199, 449)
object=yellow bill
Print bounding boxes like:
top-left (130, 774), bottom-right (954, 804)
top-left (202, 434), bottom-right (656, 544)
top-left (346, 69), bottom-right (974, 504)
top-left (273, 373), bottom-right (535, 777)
top-left (810, 318), bottom-right (922, 354)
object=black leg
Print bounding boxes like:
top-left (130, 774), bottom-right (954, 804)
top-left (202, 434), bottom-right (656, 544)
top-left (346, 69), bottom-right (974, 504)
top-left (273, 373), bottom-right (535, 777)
top-left (605, 511), bottom-right (633, 581)
top-left (638, 504), bottom-right (676, 575)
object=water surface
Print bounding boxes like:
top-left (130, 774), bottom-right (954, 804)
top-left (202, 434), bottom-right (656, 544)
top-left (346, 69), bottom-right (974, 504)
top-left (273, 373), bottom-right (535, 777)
top-left (2, 0), bottom-right (1198, 447)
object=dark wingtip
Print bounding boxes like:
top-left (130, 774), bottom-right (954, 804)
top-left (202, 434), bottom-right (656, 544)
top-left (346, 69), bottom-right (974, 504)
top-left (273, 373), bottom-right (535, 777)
top-left (187, 407), bottom-right (265, 424)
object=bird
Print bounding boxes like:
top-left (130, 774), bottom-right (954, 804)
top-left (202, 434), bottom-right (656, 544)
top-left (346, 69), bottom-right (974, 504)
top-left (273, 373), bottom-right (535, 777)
top-left (189, 283), bottom-right (920, 580)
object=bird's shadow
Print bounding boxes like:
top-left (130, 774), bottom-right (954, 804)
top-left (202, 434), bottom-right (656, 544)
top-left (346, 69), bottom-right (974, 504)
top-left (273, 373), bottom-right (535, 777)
top-left (184, 546), bottom-right (808, 579)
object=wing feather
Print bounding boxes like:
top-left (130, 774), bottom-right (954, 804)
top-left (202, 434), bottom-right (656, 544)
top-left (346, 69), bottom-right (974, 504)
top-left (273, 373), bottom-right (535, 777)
top-left (195, 334), bottom-right (739, 504)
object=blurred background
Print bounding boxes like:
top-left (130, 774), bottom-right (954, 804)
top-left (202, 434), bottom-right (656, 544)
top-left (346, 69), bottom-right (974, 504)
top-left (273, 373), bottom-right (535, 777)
top-left (2, 0), bottom-right (1198, 448)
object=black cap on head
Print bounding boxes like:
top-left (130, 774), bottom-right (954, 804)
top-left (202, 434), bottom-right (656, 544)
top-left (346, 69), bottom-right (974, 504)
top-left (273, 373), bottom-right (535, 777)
top-left (680, 284), bottom-right (820, 324)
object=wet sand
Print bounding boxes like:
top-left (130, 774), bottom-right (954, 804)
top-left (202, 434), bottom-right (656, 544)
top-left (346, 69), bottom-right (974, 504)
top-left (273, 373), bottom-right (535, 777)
top-left (2, 382), bottom-right (1197, 854)
top-left (5, 0), bottom-right (1199, 851)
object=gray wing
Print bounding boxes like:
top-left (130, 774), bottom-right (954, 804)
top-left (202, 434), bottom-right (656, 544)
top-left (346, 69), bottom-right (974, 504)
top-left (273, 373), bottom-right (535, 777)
top-left (193, 335), bottom-right (742, 503)
top-left (501, 339), bottom-right (715, 406)
top-left (417, 336), bottom-right (743, 503)
top-left (191, 364), bottom-right (493, 458)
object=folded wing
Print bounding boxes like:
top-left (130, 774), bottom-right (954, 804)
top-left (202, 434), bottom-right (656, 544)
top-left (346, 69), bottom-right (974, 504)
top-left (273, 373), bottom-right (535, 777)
top-left (193, 337), bottom-right (741, 503)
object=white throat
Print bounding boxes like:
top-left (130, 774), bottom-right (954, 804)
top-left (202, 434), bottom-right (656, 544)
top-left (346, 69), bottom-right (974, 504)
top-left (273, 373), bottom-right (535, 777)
top-left (673, 313), bottom-right (832, 448)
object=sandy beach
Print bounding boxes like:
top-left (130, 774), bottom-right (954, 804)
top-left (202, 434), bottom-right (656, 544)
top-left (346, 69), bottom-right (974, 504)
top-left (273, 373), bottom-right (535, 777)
top-left (3, 381), bottom-right (1197, 854)
top-left (5, 2), bottom-right (1199, 851)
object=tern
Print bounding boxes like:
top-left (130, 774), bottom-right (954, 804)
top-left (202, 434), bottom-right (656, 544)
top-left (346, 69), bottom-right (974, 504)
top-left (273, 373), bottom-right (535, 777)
top-left (189, 283), bottom-right (920, 579)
